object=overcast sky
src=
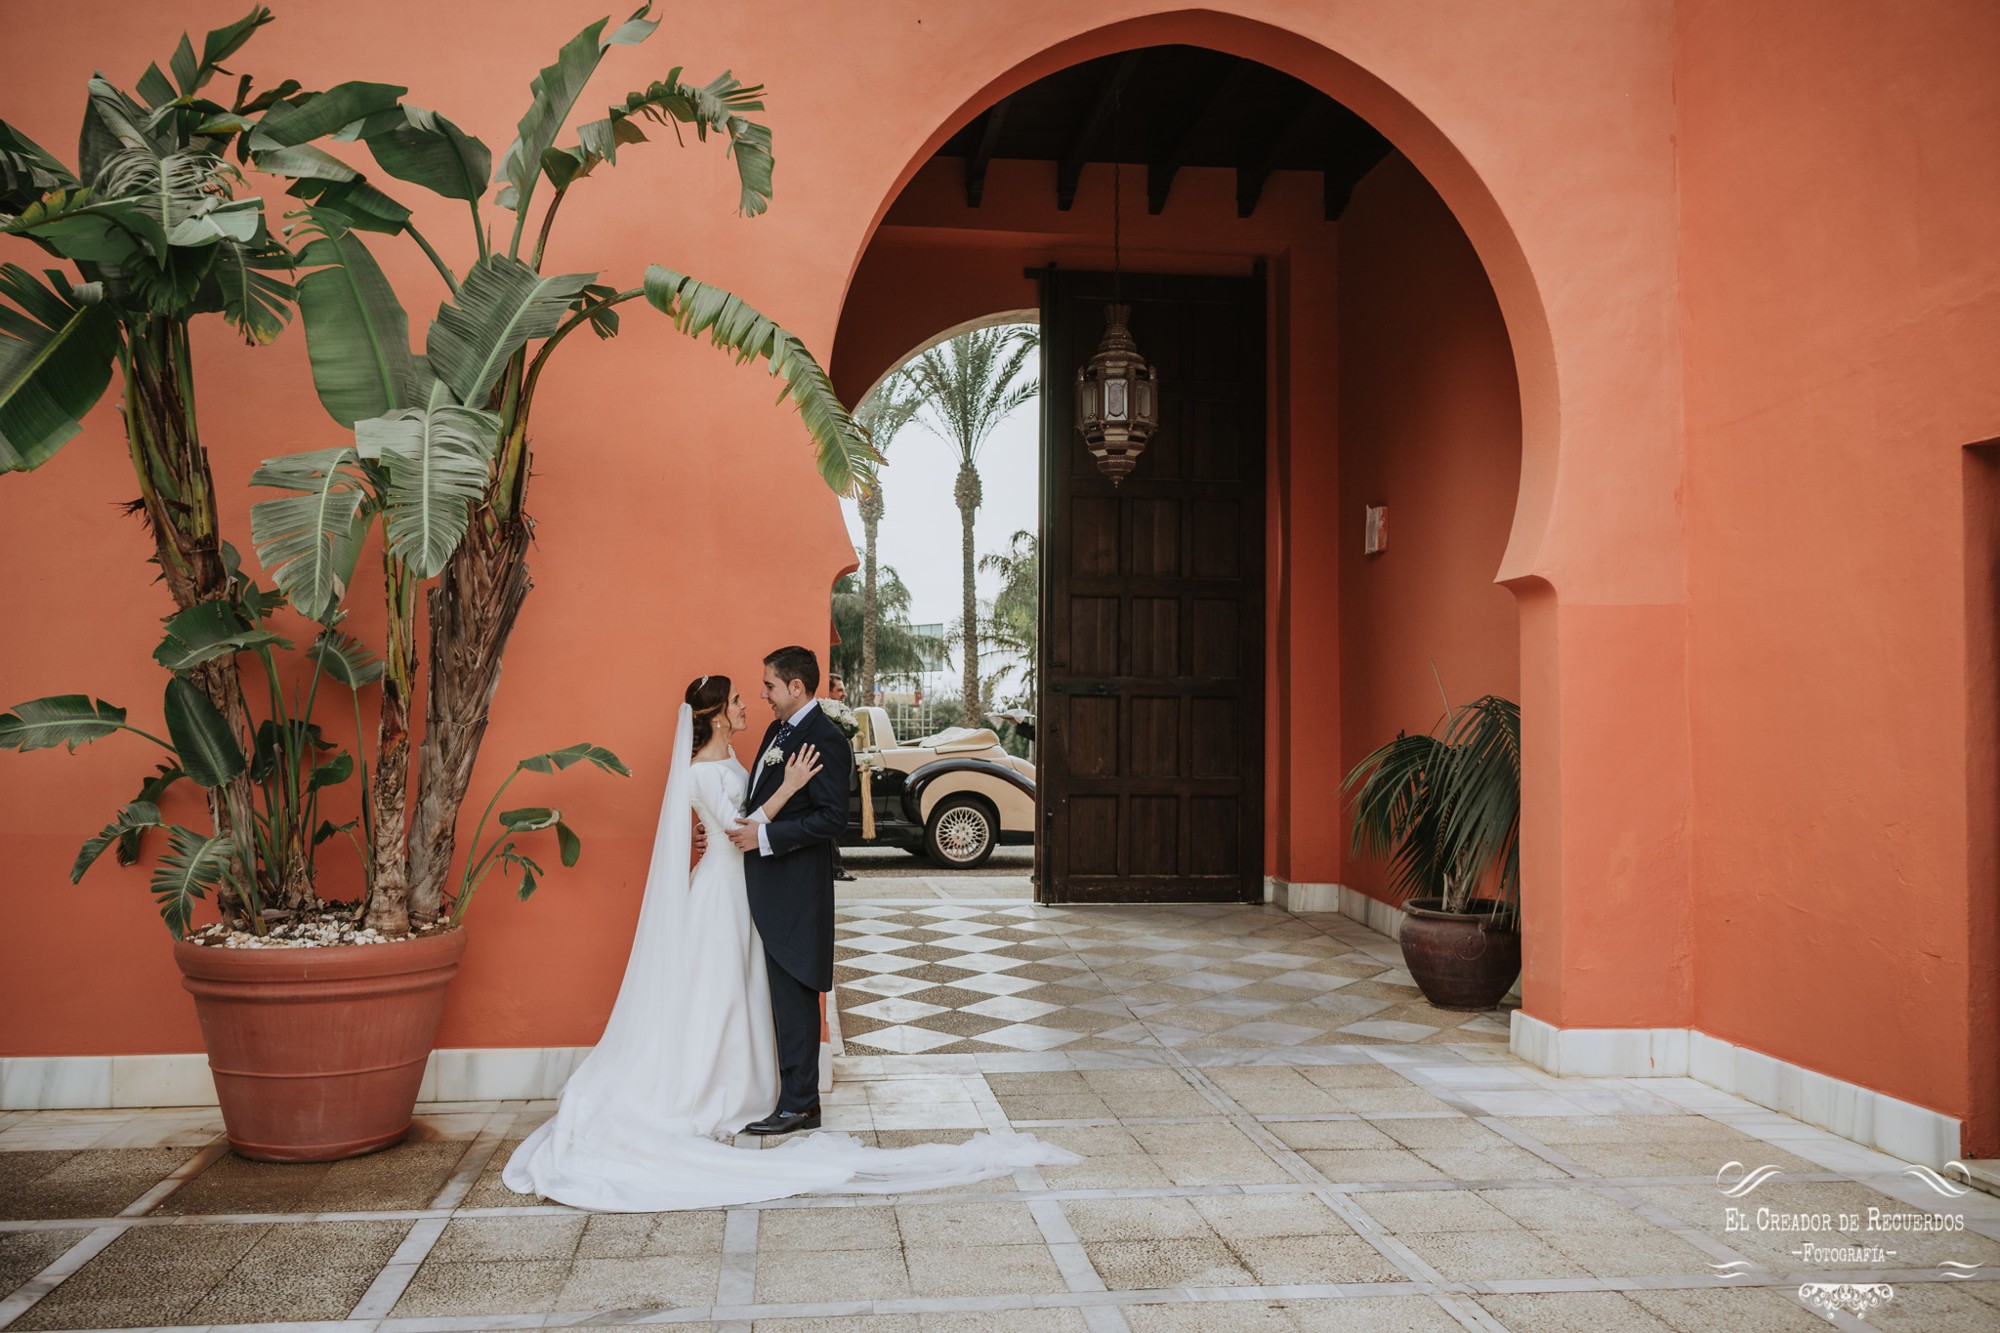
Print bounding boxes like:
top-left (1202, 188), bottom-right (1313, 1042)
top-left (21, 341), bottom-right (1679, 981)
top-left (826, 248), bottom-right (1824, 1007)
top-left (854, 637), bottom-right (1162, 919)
top-left (838, 390), bottom-right (1040, 686)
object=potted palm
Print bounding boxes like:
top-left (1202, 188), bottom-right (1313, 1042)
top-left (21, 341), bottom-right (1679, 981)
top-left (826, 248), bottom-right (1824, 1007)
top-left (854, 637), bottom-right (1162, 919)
top-left (0, 5), bottom-right (872, 1159)
top-left (1342, 693), bottom-right (1521, 1010)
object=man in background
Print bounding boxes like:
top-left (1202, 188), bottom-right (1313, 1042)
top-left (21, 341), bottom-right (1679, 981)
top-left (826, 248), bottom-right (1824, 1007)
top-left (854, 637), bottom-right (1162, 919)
top-left (826, 674), bottom-right (855, 880)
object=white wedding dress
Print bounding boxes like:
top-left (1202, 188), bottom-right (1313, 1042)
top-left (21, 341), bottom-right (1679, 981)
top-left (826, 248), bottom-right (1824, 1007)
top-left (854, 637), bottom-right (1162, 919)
top-left (502, 703), bottom-right (1075, 1211)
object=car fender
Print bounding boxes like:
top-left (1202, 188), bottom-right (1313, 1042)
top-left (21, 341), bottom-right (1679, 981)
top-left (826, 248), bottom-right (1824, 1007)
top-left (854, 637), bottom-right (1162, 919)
top-left (904, 759), bottom-right (1036, 832)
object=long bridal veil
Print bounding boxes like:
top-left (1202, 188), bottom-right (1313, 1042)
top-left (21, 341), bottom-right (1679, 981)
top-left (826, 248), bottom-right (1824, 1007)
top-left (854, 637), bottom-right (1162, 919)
top-left (503, 703), bottom-right (1076, 1212)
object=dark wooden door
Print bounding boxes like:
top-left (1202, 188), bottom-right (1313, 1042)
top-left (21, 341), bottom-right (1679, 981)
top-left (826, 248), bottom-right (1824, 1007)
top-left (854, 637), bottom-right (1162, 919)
top-left (1038, 269), bottom-right (1265, 904)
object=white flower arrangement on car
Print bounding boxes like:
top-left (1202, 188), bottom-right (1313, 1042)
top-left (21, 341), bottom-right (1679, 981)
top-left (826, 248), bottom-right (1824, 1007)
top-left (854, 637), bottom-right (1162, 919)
top-left (819, 699), bottom-right (860, 738)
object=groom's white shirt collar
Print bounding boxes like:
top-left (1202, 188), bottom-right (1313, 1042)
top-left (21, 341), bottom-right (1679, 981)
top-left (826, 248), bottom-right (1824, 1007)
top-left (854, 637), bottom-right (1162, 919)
top-left (779, 697), bottom-right (820, 728)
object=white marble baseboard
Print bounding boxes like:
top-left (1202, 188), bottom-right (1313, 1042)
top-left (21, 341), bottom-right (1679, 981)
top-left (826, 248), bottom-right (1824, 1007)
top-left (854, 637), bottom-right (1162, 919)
top-left (0, 1053), bottom-right (217, 1110)
top-left (1266, 877), bottom-right (1406, 937)
top-left (4, 1041), bottom-right (840, 1110)
top-left (1510, 1011), bottom-right (1963, 1167)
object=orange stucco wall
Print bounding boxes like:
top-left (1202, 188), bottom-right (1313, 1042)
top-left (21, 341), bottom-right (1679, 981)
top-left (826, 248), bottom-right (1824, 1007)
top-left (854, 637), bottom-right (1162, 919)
top-left (3, 0), bottom-right (1990, 1149)
top-left (1676, 0), bottom-right (2000, 1150)
top-left (1334, 157), bottom-right (1525, 903)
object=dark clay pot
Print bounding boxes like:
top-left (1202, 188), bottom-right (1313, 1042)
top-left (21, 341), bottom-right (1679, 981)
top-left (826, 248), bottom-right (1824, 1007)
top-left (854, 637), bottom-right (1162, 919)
top-left (1398, 898), bottom-right (1520, 1011)
top-left (174, 927), bottom-right (467, 1162)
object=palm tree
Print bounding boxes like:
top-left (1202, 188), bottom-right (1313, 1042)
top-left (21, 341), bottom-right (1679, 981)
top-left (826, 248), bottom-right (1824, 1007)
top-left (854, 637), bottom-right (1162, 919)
top-left (979, 530), bottom-right (1038, 712)
top-left (853, 374), bottom-right (921, 704)
top-left (831, 561), bottom-right (937, 693)
top-left (905, 326), bottom-right (1039, 725)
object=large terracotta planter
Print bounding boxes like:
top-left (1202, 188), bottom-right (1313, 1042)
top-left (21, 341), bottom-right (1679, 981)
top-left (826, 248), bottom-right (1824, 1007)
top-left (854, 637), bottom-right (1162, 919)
top-left (1398, 898), bottom-right (1520, 1011)
top-left (173, 927), bottom-right (467, 1162)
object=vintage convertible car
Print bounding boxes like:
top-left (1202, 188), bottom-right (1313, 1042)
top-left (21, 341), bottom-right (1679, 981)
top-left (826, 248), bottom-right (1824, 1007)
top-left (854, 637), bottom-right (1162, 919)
top-left (841, 706), bottom-right (1036, 868)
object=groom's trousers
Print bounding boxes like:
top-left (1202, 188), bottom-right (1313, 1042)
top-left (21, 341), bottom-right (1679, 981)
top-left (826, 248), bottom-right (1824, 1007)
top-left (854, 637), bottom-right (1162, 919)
top-left (765, 951), bottom-right (821, 1112)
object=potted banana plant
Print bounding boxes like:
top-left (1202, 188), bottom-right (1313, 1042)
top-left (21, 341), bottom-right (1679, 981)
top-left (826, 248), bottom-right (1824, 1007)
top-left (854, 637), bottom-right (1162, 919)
top-left (1342, 692), bottom-right (1521, 1010)
top-left (0, 4), bottom-right (873, 1159)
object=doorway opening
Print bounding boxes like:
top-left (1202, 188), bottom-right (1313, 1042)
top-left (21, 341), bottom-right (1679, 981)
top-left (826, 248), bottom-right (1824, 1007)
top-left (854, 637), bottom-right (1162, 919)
top-left (833, 39), bottom-right (1523, 910)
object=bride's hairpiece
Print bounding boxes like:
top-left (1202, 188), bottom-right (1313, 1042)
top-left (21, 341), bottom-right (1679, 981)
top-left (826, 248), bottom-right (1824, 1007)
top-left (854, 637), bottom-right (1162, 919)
top-left (697, 674), bottom-right (709, 689)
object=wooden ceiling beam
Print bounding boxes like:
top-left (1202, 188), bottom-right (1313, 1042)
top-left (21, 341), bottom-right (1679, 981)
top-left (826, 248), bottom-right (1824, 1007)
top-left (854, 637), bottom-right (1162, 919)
top-left (1236, 84), bottom-right (1316, 219)
top-left (1147, 56), bottom-right (1256, 216)
top-left (1324, 135), bottom-right (1393, 221)
top-left (1055, 50), bottom-right (1144, 212)
top-left (964, 97), bottom-right (1012, 208)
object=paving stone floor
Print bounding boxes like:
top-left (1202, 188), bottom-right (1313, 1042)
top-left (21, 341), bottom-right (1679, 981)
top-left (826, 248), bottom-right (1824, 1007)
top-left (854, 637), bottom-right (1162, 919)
top-left (4, 890), bottom-right (1999, 1331)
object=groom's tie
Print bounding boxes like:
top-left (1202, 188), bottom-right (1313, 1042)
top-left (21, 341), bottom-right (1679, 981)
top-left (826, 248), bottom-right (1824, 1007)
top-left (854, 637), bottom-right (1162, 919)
top-left (752, 720), bottom-right (796, 810)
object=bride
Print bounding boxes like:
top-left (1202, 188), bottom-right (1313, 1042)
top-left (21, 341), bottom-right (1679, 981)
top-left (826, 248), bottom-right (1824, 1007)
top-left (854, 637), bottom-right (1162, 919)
top-left (502, 674), bottom-right (1074, 1211)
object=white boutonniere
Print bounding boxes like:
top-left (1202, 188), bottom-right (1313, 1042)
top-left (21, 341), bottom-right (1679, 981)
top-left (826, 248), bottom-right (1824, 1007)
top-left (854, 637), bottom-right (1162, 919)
top-left (820, 699), bottom-right (859, 737)
top-left (761, 745), bottom-right (785, 768)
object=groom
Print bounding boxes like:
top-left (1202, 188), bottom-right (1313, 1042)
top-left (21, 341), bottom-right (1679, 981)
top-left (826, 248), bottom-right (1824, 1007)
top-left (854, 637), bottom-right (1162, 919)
top-left (725, 645), bottom-right (851, 1135)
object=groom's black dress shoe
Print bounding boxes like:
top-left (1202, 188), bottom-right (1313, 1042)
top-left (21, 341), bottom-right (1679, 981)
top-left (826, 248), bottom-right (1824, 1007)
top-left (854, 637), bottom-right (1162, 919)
top-left (833, 867), bottom-right (856, 881)
top-left (743, 1107), bottom-right (821, 1136)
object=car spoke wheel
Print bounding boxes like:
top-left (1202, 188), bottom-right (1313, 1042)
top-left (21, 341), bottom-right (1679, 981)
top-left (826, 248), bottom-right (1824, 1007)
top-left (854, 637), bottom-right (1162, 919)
top-left (926, 797), bottom-right (996, 868)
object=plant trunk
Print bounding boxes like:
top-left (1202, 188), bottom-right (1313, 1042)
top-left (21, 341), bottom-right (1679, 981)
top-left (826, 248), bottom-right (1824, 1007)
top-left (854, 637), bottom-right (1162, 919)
top-left (955, 460), bottom-right (981, 725)
top-left (407, 517), bottom-right (533, 922)
top-left (364, 557), bottom-right (417, 936)
top-left (121, 319), bottom-right (277, 919)
top-left (859, 491), bottom-right (882, 704)
top-left (365, 717), bottom-right (411, 934)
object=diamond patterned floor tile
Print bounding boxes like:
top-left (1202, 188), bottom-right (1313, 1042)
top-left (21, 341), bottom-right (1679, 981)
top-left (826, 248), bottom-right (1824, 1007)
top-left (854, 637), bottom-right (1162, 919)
top-left (1161, 970), bottom-right (1256, 993)
top-left (830, 887), bottom-right (1517, 1095)
top-left (845, 1024), bottom-right (964, 1053)
top-left (843, 952), bottom-right (927, 973)
top-left (950, 972), bottom-right (1047, 996)
top-left (847, 997), bottom-right (950, 1024)
top-left (961, 995), bottom-right (1063, 1022)
top-left (1210, 1021), bottom-right (1327, 1046)
top-left (977, 1023), bottom-right (1086, 1051)
top-left (948, 954), bottom-right (1035, 974)
top-left (1341, 1019), bottom-right (1443, 1042)
top-left (844, 974), bottom-right (937, 998)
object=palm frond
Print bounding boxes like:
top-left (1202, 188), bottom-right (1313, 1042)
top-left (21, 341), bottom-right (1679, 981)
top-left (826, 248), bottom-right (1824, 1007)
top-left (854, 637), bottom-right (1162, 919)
top-left (247, 445), bottom-right (372, 621)
top-left (426, 255), bottom-right (594, 408)
top-left (1435, 695), bottom-right (1521, 911)
top-left (150, 825), bottom-right (238, 936)
top-left (642, 264), bottom-right (877, 496)
top-left (1343, 694), bottom-right (1521, 917)
top-left (1343, 732), bottom-right (1452, 899)
top-left (291, 213), bottom-right (416, 425)
top-left (0, 264), bottom-right (122, 473)
top-left (905, 324), bottom-right (1040, 465)
top-left (355, 397), bottom-right (501, 577)
top-left (212, 235), bottom-right (295, 345)
top-left (494, 4), bottom-right (658, 223)
top-left (570, 67), bottom-right (772, 215)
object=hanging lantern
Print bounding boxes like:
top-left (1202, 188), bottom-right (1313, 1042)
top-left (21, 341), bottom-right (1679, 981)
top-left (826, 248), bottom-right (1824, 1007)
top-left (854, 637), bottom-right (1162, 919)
top-left (1075, 304), bottom-right (1159, 486)
top-left (1073, 90), bottom-right (1159, 488)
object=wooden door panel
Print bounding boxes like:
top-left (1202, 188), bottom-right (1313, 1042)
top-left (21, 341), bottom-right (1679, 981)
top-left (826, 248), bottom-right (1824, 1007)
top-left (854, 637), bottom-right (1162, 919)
top-left (1191, 601), bottom-right (1240, 678)
top-left (1130, 599), bottom-right (1179, 676)
top-left (1191, 698), bottom-right (1237, 777)
top-left (1069, 796), bottom-right (1119, 874)
top-left (1188, 392), bottom-right (1250, 480)
top-left (1072, 497), bottom-right (1119, 574)
top-left (1070, 597), bottom-right (1120, 675)
top-left (1190, 797), bottom-right (1241, 875)
top-left (1068, 696), bottom-right (1119, 777)
top-left (1040, 269), bottom-right (1265, 904)
top-left (1191, 502), bottom-right (1241, 578)
top-left (1130, 499), bottom-right (1180, 576)
top-left (1130, 696), bottom-right (1179, 776)
top-left (1129, 797), bottom-right (1180, 875)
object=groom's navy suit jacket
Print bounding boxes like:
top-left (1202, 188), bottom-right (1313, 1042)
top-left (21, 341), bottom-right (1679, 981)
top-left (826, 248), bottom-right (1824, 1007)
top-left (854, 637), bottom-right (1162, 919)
top-left (741, 702), bottom-right (851, 992)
